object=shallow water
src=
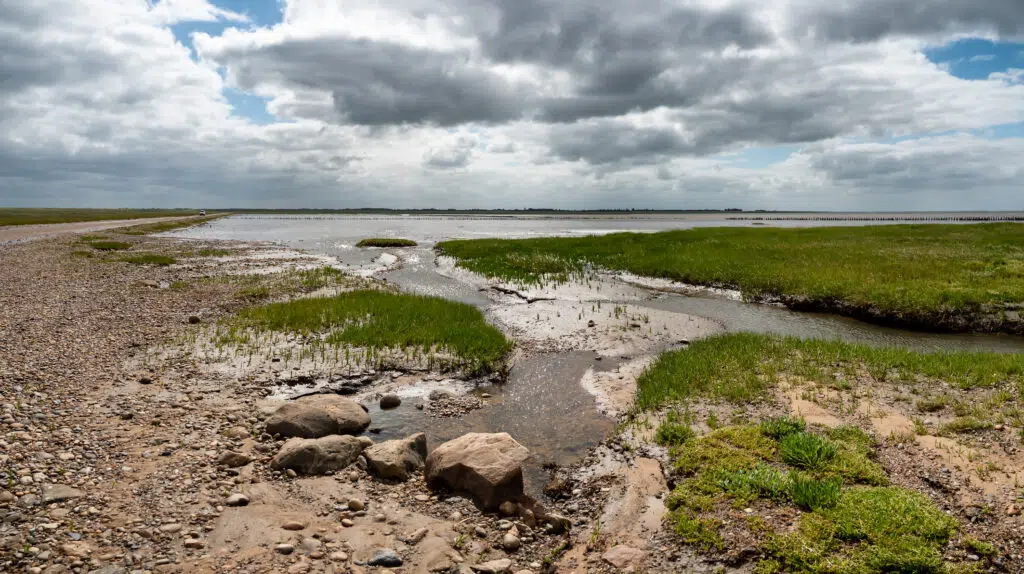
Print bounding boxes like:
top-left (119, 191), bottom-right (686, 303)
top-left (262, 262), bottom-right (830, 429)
top-left (173, 214), bottom-right (1024, 491)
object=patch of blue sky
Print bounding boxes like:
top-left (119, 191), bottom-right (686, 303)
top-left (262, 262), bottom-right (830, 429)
top-left (222, 88), bottom-right (278, 125)
top-left (924, 38), bottom-right (1024, 80)
top-left (170, 0), bottom-right (283, 56)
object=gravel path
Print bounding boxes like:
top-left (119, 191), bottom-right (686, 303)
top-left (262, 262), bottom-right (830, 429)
top-left (0, 217), bottom-right (194, 244)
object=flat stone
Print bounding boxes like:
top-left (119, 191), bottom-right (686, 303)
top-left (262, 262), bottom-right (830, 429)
top-left (271, 435), bottom-right (370, 475)
top-left (281, 520), bottom-right (306, 531)
top-left (217, 451), bottom-right (252, 468)
top-left (275, 543), bottom-right (295, 555)
top-left (369, 548), bottom-right (403, 567)
top-left (601, 545), bottom-right (648, 570)
top-left (265, 395), bottom-right (370, 439)
top-left (183, 539), bottom-right (204, 549)
top-left (471, 559), bottom-right (513, 574)
top-left (41, 485), bottom-right (84, 505)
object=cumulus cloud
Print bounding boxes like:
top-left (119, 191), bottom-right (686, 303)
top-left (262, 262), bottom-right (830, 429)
top-left (1, 0), bottom-right (1024, 209)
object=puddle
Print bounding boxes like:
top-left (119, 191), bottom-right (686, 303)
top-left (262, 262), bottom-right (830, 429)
top-left (359, 352), bottom-right (616, 497)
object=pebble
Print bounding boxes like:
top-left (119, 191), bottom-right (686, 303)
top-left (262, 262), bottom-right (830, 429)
top-left (282, 520), bottom-right (306, 531)
top-left (369, 548), bottom-right (403, 567)
top-left (502, 533), bottom-right (522, 551)
top-left (341, 519), bottom-right (354, 527)
top-left (380, 395), bottom-right (401, 409)
top-left (225, 493), bottom-right (250, 506)
top-left (330, 551), bottom-right (349, 561)
top-left (415, 494), bottom-right (431, 502)
top-left (275, 543), bottom-right (295, 555)
top-left (183, 539), bottom-right (204, 549)
top-left (347, 498), bottom-right (365, 511)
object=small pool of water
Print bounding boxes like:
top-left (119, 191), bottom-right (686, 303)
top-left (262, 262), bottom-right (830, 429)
top-left (362, 352), bottom-right (615, 496)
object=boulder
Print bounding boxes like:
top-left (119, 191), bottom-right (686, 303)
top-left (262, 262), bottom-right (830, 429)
top-left (265, 395), bottom-right (370, 439)
top-left (271, 435), bottom-right (370, 475)
top-left (364, 433), bottom-right (427, 481)
top-left (425, 433), bottom-right (529, 510)
top-left (380, 394), bottom-right (401, 409)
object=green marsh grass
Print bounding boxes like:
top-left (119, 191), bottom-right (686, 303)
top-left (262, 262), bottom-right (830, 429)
top-left (356, 238), bottom-right (418, 248)
top-left (635, 333), bottom-right (1024, 409)
top-left (219, 290), bottom-right (511, 374)
top-left (437, 223), bottom-right (1024, 329)
top-left (0, 208), bottom-right (199, 227)
top-left (88, 241), bottom-right (131, 251)
top-left (121, 254), bottom-right (177, 266)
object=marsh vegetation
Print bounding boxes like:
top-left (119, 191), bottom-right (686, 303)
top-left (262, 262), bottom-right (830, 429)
top-left (438, 223), bottom-right (1024, 332)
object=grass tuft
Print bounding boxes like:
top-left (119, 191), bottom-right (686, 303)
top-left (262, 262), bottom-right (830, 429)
top-left (88, 241), bottom-right (131, 251)
top-left (760, 416), bottom-right (806, 440)
top-left (121, 254), bottom-right (177, 266)
top-left (788, 473), bottom-right (842, 511)
top-left (780, 432), bottom-right (838, 472)
top-left (356, 238), bottom-right (418, 248)
top-left (655, 410), bottom-right (695, 446)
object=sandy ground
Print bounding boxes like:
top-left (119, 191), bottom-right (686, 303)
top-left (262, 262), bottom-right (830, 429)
top-left (0, 216), bottom-right (195, 244)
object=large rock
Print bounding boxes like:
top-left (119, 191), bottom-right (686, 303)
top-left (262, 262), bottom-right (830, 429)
top-left (364, 433), bottom-right (427, 481)
top-left (271, 435), bottom-right (372, 475)
top-left (425, 433), bottom-right (529, 510)
top-left (265, 395), bottom-right (370, 439)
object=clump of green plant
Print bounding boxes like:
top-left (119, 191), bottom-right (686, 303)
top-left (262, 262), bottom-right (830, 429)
top-left (655, 410), bottom-right (695, 446)
top-left (963, 537), bottom-right (997, 558)
top-left (71, 250), bottom-right (94, 258)
top-left (916, 395), bottom-right (951, 413)
top-left (716, 464), bottom-right (790, 502)
top-left (88, 240), bottom-right (131, 251)
top-left (939, 417), bottom-right (994, 436)
top-left (356, 238), bottom-right (418, 248)
top-left (760, 416), bottom-right (806, 440)
top-left (196, 248), bottom-right (232, 257)
top-left (662, 423), bottom-right (954, 571)
top-left (121, 254), bottom-right (176, 266)
top-left (762, 487), bottom-right (959, 573)
top-left (788, 473), bottom-right (842, 511)
top-left (780, 432), bottom-right (838, 471)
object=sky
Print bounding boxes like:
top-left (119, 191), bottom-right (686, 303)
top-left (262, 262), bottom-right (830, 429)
top-left (1, 0), bottom-right (1023, 211)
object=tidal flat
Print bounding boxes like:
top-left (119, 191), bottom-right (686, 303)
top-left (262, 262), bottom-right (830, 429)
top-left (2, 216), bottom-right (1023, 573)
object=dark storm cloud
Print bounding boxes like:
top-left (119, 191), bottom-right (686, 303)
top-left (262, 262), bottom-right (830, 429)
top-left (547, 121), bottom-right (691, 165)
top-left (201, 0), bottom-right (777, 126)
top-left (211, 37), bottom-right (528, 126)
top-left (794, 0), bottom-right (1024, 42)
